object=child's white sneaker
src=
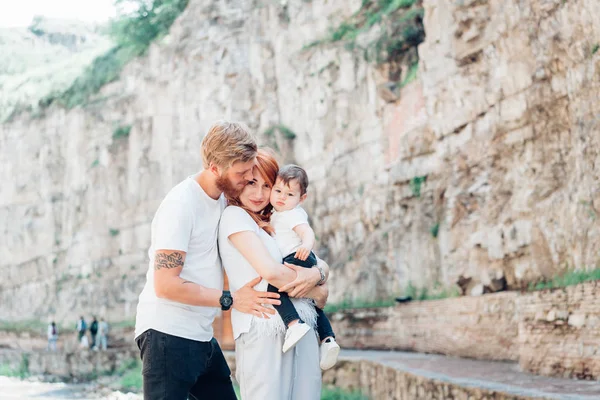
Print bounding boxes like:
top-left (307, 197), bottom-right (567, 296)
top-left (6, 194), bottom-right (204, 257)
top-left (282, 322), bottom-right (311, 353)
top-left (319, 338), bottom-right (340, 370)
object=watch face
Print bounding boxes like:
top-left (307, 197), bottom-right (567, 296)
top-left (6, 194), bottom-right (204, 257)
top-left (222, 296), bottom-right (233, 307)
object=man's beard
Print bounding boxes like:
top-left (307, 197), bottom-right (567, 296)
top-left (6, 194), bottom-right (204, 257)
top-left (216, 174), bottom-right (244, 199)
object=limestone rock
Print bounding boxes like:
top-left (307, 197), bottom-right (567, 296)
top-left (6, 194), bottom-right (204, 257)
top-left (2, 0), bottom-right (600, 321)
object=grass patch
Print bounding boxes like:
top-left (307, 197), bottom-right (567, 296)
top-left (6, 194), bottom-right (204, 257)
top-left (234, 384), bottom-right (367, 399)
top-left (0, 363), bottom-right (17, 377)
top-left (0, 320), bottom-right (46, 334)
top-left (112, 318), bottom-right (136, 329)
top-left (405, 282), bottom-right (460, 301)
top-left (44, 46), bottom-right (142, 109)
top-left (528, 268), bottom-right (600, 291)
top-left (324, 298), bottom-right (395, 314)
top-left (0, 354), bottom-right (30, 378)
top-left (118, 359), bottom-right (143, 391)
top-left (109, 228), bottom-right (120, 236)
top-left (321, 385), bottom-right (368, 400)
top-left (117, 358), bottom-right (140, 376)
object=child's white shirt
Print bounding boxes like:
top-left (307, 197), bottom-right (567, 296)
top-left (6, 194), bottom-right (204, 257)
top-left (270, 207), bottom-right (310, 257)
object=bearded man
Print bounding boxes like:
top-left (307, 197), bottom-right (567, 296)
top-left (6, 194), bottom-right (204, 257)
top-left (134, 121), bottom-right (282, 399)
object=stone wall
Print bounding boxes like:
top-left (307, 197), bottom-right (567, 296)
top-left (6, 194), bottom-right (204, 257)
top-left (518, 280), bottom-right (600, 380)
top-left (330, 291), bottom-right (519, 361)
top-left (414, 0), bottom-right (600, 295)
top-left (225, 353), bottom-right (536, 400)
top-left (323, 359), bottom-right (533, 400)
top-left (0, 349), bottom-right (138, 379)
top-left (2, 0), bottom-right (600, 323)
top-left (330, 281), bottom-right (600, 379)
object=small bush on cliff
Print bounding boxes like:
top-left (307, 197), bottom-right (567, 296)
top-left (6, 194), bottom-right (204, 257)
top-left (528, 268), bottom-right (600, 291)
top-left (42, 0), bottom-right (189, 109)
top-left (113, 124), bottom-right (132, 139)
top-left (306, 0), bottom-right (424, 73)
top-left (111, 0), bottom-right (189, 51)
top-left (409, 175), bottom-right (426, 197)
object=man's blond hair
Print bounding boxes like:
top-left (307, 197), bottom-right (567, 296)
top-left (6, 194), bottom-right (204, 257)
top-left (201, 121), bottom-right (257, 169)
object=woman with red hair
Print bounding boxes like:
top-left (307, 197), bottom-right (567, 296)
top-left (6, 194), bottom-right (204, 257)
top-left (219, 149), bottom-right (329, 399)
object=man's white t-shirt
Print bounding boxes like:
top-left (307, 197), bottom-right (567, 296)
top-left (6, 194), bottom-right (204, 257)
top-left (134, 176), bottom-right (226, 342)
top-left (218, 206), bottom-right (317, 340)
top-left (270, 207), bottom-right (310, 257)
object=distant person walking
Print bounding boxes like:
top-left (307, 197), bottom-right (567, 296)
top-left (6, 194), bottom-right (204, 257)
top-left (47, 322), bottom-right (58, 351)
top-left (89, 317), bottom-right (99, 349)
top-left (98, 318), bottom-right (109, 351)
top-left (76, 316), bottom-right (87, 346)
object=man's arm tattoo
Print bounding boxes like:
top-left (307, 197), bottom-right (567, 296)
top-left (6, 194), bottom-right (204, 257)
top-left (154, 252), bottom-right (184, 270)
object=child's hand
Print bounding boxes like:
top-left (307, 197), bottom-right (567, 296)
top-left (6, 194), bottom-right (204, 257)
top-left (295, 247), bottom-right (310, 261)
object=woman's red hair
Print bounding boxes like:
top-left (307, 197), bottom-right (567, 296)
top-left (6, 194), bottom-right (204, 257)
top-left (226, 148), bottom-right (279, 234)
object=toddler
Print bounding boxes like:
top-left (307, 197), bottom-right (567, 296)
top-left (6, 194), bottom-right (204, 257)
top-left (268, 164), bottom-right (340, 370)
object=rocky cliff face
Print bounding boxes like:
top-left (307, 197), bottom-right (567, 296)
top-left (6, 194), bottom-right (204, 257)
top-left (1, 0), bottom-right (599, 323)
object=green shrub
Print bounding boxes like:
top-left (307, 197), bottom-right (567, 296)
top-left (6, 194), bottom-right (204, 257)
top-left (113, 125), bottom-right (132, 139)
top-left (429, 222), bottom-right (439, 238)
top-left (41, 0), bottom-right (189, 110)
top-left (309, 0), bottom-right (424, 66)
top-left (263, 124), bottom-right (297, 140)
top-left (111, 0), bottom-right (189, 50)
top-left (50, 46), bottom-right (141, 109)
top-left (0, 363), bottom-right (18, 377)
top-left (409, 175), bottom-right (427, 197)
top-left (401, 62), bottom-right (419, 87)
top-left (18, 354), bottom-right (30, 378)
top-left (0, 358), bottom-right (31, 379)
top-left (118, 360), bottom-right (142, 391)
top-left (321, 386), bottom-right (368, 400)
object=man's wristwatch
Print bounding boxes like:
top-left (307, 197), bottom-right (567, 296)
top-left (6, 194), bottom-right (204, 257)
top-left (219, 290), bottom-right (233, 311)
top-left (315, 264), bottom-right (326, 286)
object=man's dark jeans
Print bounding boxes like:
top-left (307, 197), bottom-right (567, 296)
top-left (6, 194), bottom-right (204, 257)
top-left (267, 252), bottom-right (335, 341)
top-left (136, 329), bottom-right (237, 400)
